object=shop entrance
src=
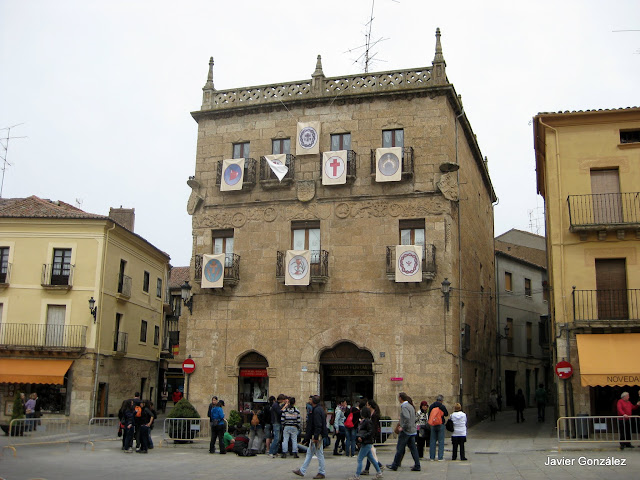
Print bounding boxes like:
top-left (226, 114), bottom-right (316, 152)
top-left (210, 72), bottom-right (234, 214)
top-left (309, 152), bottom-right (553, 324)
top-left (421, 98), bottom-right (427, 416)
top-left (320, 342), bottom-right (374, 408)
top-left (238, 351), bottom-right (269, 412)
top-left (591, 385), bottom-right (640, 416)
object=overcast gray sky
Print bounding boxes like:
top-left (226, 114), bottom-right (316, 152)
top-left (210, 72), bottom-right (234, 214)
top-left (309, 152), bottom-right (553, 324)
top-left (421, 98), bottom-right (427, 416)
top-left (2, 0), bottom-right (639, 266)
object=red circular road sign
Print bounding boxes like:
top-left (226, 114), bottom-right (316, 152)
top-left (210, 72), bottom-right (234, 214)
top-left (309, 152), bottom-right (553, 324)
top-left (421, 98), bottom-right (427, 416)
top-left (555, 361), bottom-right (573, 379)
top-left (182, 358), bottom-right (196, 375)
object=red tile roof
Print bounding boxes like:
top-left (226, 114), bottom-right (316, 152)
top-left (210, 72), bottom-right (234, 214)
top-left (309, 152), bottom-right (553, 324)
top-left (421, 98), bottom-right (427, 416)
top-left (0, 196), bottom-right (107, 220)
top-left (169, 266), bottom-right (190, 289)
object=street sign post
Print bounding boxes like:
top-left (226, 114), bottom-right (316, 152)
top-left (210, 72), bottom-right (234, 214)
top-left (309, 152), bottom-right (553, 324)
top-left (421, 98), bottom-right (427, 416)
top-left (555, 360), bottom-right (573, 379)
top-left (182, 358), bottom-right (196, 399)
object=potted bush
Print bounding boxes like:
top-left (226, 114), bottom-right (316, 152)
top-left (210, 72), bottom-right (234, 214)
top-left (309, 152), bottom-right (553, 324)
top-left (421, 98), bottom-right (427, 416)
top-left (228, 409), bottom-right (242, 429)
top-left (1, 393), bottom-right (26, 436)
top-left (165, 398), bottom-right (201, 443)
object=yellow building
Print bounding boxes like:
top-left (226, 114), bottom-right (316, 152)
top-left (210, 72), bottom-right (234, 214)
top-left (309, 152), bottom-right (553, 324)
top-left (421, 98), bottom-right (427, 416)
top-left (534, 108), bottom-right (640, 417)
top-left (0, 197), bottom-right (170, 423)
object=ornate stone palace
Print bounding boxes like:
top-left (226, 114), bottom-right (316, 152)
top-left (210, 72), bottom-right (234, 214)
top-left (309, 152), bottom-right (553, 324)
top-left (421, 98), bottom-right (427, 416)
top-left (185, 30), bottom-right (497, 419)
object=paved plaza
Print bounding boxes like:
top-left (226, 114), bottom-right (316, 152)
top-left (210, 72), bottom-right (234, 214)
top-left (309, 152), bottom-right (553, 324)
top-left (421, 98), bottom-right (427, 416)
top-left (1, 407), bottom-right (639, 480)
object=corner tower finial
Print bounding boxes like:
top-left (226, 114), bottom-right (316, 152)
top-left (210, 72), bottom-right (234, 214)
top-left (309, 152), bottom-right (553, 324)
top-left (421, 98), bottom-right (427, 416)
top-left (432, 28), bottom-right (447, 85)
top-left (201, 57), bottom-right (216, 110)
top-left (311, 54), bottom-right (325, 94)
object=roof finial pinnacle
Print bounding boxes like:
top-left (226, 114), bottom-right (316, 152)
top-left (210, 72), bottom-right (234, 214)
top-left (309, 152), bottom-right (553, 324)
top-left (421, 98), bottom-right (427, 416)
top-left (204, 56), bottom-right (215, 91)
top-left (431, 28), bottom-right (447, 85)
top-left (312, 54), bottom-right (324, 78)
top-left (433, 28), bottom-right (445, 65)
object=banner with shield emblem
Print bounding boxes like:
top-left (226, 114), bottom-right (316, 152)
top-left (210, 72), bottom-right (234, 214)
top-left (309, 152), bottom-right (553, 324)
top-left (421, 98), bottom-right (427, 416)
top-left (201, 253), bottom-right (225, 288)
top-left (285, 250), bottom-right (311, 286)
top-left (375, 147), bottom-right (402, 182)
top-left (296, 122), bottom-right (320, 155)
top-left (322, 150), bottom-right (348, 185)
top-left (395, 245), bottom-right (422, 282)
top-left (220, 158), bottom-right (245, 191)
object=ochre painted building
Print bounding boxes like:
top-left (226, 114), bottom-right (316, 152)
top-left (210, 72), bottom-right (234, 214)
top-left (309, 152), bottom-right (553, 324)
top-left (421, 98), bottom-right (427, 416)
top-left (0, 197), bottom-right (169, 422)
top-left (534, 107), bottom-right (640, 417)
top-left (185, 31), bottom-right (497, 419)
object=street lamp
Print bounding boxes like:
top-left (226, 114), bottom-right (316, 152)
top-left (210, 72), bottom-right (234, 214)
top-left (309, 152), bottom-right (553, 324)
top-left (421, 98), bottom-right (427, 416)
top-left (181, 280), bottom-right (193, 315)
top-left (441, 278), bottom-right (451, 311)
top-left (88, 297), bottom-right (97, 323)
top-left (497, 324), bottom-right (510, 340)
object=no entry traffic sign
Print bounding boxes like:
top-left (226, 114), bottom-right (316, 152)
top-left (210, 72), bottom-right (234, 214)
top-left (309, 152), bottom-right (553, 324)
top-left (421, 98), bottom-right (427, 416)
top-left (555, 360), bottom-right (573, 380)
top-left (182, 358), bottom-right (196, 375)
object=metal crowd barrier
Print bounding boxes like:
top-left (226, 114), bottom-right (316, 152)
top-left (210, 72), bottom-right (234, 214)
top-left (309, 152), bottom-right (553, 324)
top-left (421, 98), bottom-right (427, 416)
top-left (159, 417), bottom-right (227, 447)
top-left (86, 417), bottom-right (121, 450)
top-left (2, 417), bottom-right (71, 457)
top-left (557, 415), bottom-right (640, 450)
top-left (378, 419), bottom-right (398, 444)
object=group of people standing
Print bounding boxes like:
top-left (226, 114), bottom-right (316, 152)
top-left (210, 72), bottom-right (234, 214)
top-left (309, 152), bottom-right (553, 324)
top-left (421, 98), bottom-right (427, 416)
top-left (118, 392), bottom-right (156, 454)
top-left (17, 392), bottom-right (41, 430)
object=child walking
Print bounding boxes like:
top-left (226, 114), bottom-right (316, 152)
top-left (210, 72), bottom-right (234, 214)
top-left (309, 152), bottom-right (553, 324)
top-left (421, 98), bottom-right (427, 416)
top-left (450, 402), bottom-right (467, 461)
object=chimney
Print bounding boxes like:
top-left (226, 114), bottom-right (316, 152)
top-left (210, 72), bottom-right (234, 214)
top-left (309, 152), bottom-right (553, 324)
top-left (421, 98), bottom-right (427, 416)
top-left (109, 207), bottom-right (135, 232)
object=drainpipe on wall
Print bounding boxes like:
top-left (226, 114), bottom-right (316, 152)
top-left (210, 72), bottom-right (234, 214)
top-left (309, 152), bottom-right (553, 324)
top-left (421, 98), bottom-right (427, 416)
top-left (455, 107), bottom-right (464, 406)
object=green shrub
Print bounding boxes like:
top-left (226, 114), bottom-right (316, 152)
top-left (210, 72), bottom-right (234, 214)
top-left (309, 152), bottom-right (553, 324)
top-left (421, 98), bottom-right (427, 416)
top-left (11, 393), bottom-right (25, 421)
top-left (166, 398), bottom-right (200, 441)
top-left (228, 409), bottom-right (242, 427)
top-left (167, 398), bottom-right (200, 418)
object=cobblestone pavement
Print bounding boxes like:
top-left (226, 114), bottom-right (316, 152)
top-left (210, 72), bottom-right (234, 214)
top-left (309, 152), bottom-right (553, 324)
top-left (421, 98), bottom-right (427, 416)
top-left (1, 407), bottom-right (639, 480)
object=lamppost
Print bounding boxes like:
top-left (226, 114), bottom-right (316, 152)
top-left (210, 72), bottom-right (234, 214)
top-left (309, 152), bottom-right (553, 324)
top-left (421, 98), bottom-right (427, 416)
top-left (88, 297), bottom-right (98, 323)
top-left (181, 280), bottom-right (193, 315)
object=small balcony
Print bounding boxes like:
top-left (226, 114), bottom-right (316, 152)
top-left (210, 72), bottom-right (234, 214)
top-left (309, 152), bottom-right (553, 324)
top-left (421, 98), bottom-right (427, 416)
top-left (276, 250), bottom-right (329, 285)
top-left (370, 147), bottom-right (414, 179)
top-left (41, 264), bottom-right (74, 289)
top-left (319, 150), bottom-right (357, 183)
top-left (572, 288), bottom-right (640, 325)
top-left (194, 253), bottom-right (240, 287)
top-left (161, 317), bottom-right (180, 359)
top-left (567, 193), bottom-right (640, 233)
top-left (260, 155), bottom-right (296, 187)
top-left (215, 158), bottom-right (257, 189)
top-left (386, 244), bottom-right (436, 281)
top-left (0, 263), bottom-right (11, 285)
top-left (0, 323), bottom-right (87, 351)
top-left (113, 331), bottom-right (128, 355)
top-left (117, 274), bottom-right (132, 299)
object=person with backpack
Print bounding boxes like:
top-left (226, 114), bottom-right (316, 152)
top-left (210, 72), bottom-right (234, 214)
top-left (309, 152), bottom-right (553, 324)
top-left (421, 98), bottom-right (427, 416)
top-left (386, 392), bottom-right (421, 472)
top-left (428, 394), bottom-right (449, 461)
top-left (344, 403), bottom-right (360, 457)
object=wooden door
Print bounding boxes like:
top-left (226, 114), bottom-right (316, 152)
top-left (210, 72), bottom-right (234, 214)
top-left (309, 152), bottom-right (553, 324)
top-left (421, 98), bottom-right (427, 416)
top-left (595, 259), bottom-right (628, 319)
top-left (591, 169), bottom-right (622, 224)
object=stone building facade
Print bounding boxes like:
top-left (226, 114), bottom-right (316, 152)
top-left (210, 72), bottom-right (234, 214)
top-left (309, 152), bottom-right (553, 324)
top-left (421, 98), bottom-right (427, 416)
top-left (185, 30), bottom-right (497, 419)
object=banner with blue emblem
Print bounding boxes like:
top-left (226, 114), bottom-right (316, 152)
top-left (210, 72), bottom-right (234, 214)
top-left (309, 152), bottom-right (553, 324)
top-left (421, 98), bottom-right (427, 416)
top-left (285, 250), bottom-right (311, 286)
top-left (296, 122), bottom-right (320, 155)
top-left (395, 245), bottom-right (422, 283)
top-left (220, 158), bottom-right (245, 191)
top-left (201, 253), bottom-right (225, 288)
top-left (375, 147), bottom-right (402, 182)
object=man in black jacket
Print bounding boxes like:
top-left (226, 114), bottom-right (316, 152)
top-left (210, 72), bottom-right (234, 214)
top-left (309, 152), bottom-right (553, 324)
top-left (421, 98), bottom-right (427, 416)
top-left (293, 395), bottom-right (326, 479)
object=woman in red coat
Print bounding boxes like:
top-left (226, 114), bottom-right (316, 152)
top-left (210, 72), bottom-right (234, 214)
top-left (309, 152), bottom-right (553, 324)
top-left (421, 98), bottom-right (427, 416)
top-left (617, 391), bottom-right (640, 450)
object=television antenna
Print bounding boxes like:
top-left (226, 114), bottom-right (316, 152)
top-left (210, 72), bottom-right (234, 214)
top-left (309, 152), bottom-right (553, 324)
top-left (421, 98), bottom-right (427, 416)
top-left (0, 123), bottom-right (27, 198)
top-left (345, 0), bottom-right (395, 72)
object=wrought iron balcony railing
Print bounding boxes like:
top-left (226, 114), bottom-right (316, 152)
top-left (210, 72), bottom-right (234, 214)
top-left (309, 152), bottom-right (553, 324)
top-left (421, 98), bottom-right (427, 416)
top-left (113, 331), bottom-right (128, 354)
top-left (215, 158), bottom-right (257, 187)
top-left (117, 274), bottom-right (132, 298)
top-left (319, 150), bottom-right (357, 180)
top-left (260, 155), bottom-right (296, 184)
top-left (385, 244), bottom-right (437, 281)
top-left (42, 263), bottom-right (74, 288)
top-left (0, 263), bottom-right (11, 284)
top-left (0, 323), bottom-right (87, 350)
top-left (194, 253), bottom-right (240, 286)
top-left (276, 250), bottom-right (329, 284)
top-left (370, 147), bottom-right (414, 178)
top-left (572, 288), bottom-right (640, 322)
top-left (567, 193), bottom-right (640, 230)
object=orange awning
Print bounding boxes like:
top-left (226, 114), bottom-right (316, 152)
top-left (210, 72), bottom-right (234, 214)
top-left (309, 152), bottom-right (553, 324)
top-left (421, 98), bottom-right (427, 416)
top-left (0, 359), bottom-right (73, 385)
top-left (576, 334), bottom-right (640, 387)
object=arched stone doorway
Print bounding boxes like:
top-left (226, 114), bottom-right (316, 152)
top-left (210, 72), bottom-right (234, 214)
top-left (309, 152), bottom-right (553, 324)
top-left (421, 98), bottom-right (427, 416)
top-left (320, 342), bottom-right (374, 407)
top-left (237, 351), bottom-right (269, 411)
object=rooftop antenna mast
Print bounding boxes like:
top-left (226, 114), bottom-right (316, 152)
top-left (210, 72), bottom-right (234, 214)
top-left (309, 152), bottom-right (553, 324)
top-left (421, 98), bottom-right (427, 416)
top-left (0, 123), bottom-right (26, 198)
top-left (345, 0), bottom-right (393, 73)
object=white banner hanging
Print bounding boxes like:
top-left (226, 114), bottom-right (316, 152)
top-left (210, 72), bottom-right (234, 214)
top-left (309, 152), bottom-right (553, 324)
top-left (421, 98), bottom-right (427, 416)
top-left (285, 250), bottom-right (311, 286)
top-left (264, 154), bottom-right (289, 181)
top-left (201, 253), bottom-right (225, 288)
top-left (322, 150), bottom-right (348, 185)
top-left (296, 122), bottom-right (320, 155)
top-left (375, 147), bottom-right (402, 182)
top-left (220, 158), bottom-right (245, 191)
top-left (395, 245), bottom-right (422, 283)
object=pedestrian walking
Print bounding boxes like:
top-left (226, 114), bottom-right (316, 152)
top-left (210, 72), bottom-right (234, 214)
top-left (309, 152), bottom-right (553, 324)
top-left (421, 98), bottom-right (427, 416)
top-left (450, 403), bottom-right (468, 461)
top-left (514, 388), bottom-right (526, 423)
top-left (535, 384), bottom-right (546, 422)
top-left (292, 394), bottom-right (327, 479)
top-left (428, 394), bottom-right (449, 461)
top-left (333, 398), bottom-right (346, 455)
top-left (160, 388), bottom-right (168, 413)
top-left (489, 389), bottom-right (498, 421)
top-left (361, 399), bottom-right (384, 475)
top-left (344, 403), bottom-right (360, 457)
top-left (386, 392), bottom-right (421, 472)
top-left (349, 407), bottom-right (383, 480)
top-left (268, 394), bottom-right (286, 457)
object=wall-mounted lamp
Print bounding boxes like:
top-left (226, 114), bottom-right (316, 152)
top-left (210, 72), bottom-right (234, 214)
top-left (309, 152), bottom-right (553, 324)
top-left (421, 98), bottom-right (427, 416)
top-left (441, 278), bottom-right (451, 311)
top-left (497, 324), bottom-right (510, 340)
top-left (89, 296), bottom-right (97, 323)
top-left (181, 280), bottom-right (193, 315)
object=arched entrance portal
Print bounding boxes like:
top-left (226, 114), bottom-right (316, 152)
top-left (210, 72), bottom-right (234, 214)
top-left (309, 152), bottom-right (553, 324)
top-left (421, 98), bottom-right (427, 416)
top-left (320, 342), bottom-right (374, 407)
top-left (238, 351), bottom-right (269, 411)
